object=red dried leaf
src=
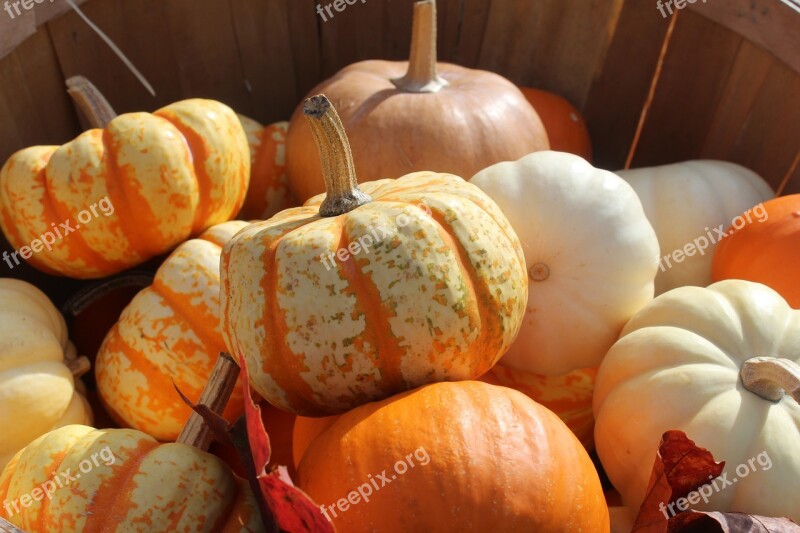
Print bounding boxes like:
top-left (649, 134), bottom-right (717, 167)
top-left (633, 430), bottom-right (725, 532)
top-left (239, 355), bottom-right (334, 533)
top-left (668, 510), bottom-right (800, 532)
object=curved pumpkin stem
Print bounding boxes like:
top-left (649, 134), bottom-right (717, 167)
top-left (66, 75), bottom-right (118, 129)
top-left (303, 95), bottom-right (372, 217)
top-left (176, 352), bottom-right (240, 451)
top-left (391, 0), bottom-right (448, 93)
top-left (741, 357), bottom-right (800, 404)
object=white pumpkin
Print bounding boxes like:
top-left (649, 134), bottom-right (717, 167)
top-left (594, 280), bottom-right (800, 520)
top-left (616, 161), bottom-right (774, 295)
top-left (0, 279), bottom-right (92, 469)
top-left (471, 151), bottom-right (659, 375)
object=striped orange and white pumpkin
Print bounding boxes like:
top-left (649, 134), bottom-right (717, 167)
top-left (0, 424), bottom-right (262, 532)
top-left (237, 117), bottom-right (296, 221)
top-left (0, 98), bottom-right (250, 279)
top-left (220, 96), bottom-right (528, 416)
top-left (96, 221), bottom-right (248, 441)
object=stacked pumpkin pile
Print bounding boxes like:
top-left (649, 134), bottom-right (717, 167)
top-left (0, 1), bottom-right (798, 532)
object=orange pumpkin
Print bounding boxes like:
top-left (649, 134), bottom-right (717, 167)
top-left (712, 194), bottom-right (800, 308)
top-left (519, 87), bottom-right (592, 161)
top-left (296, 381), bottom-right (609, 532)
top-left (292, 415), bottom-right (339, 469)
top-left (285, 0), bottom-right (548, 202)
top-left (237, 118), bottom-right (297, 220)
top-left (96, 221), bottom-right (248, 440)
top-left (0, 77), bottom-right (250, 279)
top-left (479, 364), bottom-right (597, 449)
top-left (221, 96), bottom-right (528, 416)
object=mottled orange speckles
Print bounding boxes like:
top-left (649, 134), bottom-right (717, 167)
top-left (0, 100), bottom-right (249, 279)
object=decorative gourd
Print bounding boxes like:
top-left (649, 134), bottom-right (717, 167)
top-left (616, 161), bottom-right (774, 295)
top-left (0, 77), bottom-right (250, 279)
top-left (471, 151), bottom-right (659, 376)
top-left (96, 221), bottom-right (248, 441)
top-left (221, 96), bottom-right (528, 416)
top-left (237, 117), bottom-right (296, 220)
top-left (519, 87), bottom-right (592, 161)
top-left (0, 357), bottom-right (264, 532)
top-left (593, 280), bottom-right (800, 520)
top-left (285, 0), bottom-right (548, 202)
top-left (0, 279), bottom-right (92, 471)
top-left (712, 194), bottom-right (800, 308)
top-left (296, 381), bottom-right (609, 532)
top-left (480, 364), bottom-right (597, 449)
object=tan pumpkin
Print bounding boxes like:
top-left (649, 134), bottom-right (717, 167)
top-left (221, 95), bottom-right (528, 416)
top-left (96, 221), bottom-right (248, 441)
top-left (237, 117), bottom-right (296, 220)
top-left (0, 77), bottom-right (250, 279)
top-left (285, 0), bottom-right (548, 202)
top-left (0, 279), bottom-right (92, 470)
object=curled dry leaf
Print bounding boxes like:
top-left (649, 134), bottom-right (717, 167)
top-left (239, 356), bottom-right (335, 533)
top-left (633, 430), bottom-right (798, 533)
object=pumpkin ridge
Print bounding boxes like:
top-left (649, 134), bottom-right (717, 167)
top-left (259, 230), bottom-right (322, 414)
top-left (99, 126), bottom-right (160, 260)
top-left (154, 110), bottom-right (216, 235)
top-left (83, 434), bottom-right (161, 532)
top-left (336, 213), bottom-right (406, 396)
top-left (424, 208), bottom-right (496, 375)
top-left (41, 158), bottom-right (122, 276)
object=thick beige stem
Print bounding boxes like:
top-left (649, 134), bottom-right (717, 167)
top-left (177, 352), bottom-right (240, 451)
top-left (391, 0), bottom-right (448, 93)
top-left (66, 76), bottom-right (117, 129)
top-left (741, 357), bottom-right (800, 403)
top-left (303, 95), bottom-right (372, 217)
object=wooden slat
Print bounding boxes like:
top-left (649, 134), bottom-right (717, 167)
top-left (583, 1), bottom-right (671, 170)
top-left (0, 29), bottom-right (81, 165)
top-left (723, 59), bottom-right (800, 190)
top-left (0, 0), bottom-right (88, 60)
top-left (688, 0), bottom-right (800, 73)
top-left (629, 10), bottom-right (743, 168)
top-left (442, 0), bottom-right (491, 67)
top-left (229, 0), bottom-right (300, 123)
top-left (286, 0), bottom-right (322, 101)
top-left (476, 0), bottom-right (625, 109)
top-left (47, 1), bottom-right (183, 113)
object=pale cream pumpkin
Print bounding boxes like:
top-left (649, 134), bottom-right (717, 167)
top-left (221, 96), bottom-right (528, 416)
top-left (96, 221), bottom-right (248, 441)
top-left (594, 280), bottom-right (800, 520)
top-left (471, 151), bottom-right (659, 376)
top-left (0, 279), bottom-right (92, 471)
top-left (616, 161), bottom-right (774, 295)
